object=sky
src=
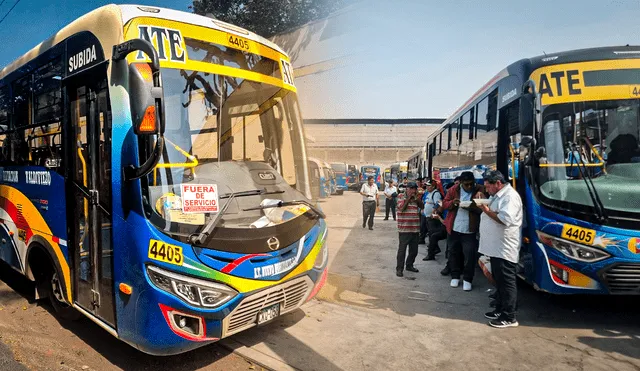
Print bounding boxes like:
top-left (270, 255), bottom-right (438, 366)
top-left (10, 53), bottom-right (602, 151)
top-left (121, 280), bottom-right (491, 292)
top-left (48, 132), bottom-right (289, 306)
top-left (2, 0), bottom-right (640, 120)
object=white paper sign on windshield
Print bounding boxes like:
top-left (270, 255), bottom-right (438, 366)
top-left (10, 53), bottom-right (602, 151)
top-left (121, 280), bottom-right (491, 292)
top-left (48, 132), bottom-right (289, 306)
top-left (181, 184), bottom-right (219, 213)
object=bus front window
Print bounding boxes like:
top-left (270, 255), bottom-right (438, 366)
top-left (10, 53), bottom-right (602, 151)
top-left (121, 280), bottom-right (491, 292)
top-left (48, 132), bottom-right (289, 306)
top-left (142, 65), bottom-right (312, 243)
top-left (537, 99), bottom-right (640, 220)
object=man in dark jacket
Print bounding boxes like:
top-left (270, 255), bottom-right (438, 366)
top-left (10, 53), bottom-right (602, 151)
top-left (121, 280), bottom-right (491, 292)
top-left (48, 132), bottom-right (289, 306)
top-left (441, 171), bottom-right (483, 291)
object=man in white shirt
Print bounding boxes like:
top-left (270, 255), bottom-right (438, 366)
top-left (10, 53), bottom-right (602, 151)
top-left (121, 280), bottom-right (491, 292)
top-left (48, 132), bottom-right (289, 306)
top-left (360, 176), bottom-right (379, 230)
top-left (477, 170), bottom-right (523, 329)
top-left (383, 180), bottom-right (398, 221)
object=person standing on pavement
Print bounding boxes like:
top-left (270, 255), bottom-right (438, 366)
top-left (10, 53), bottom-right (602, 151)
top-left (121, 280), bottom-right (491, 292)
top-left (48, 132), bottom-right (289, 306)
top-left (422, 180), bottom-right (447, 261)
top-left (441, 171), bottom-right (483, 291)
top-left (360, 176), bottom-right (379, 230)
top-left (383, 179), bottom-right (398, 221)
top-left (478, 170), bottom-right (523, 328)
top-left (395, 182), bottom-right (424, 277)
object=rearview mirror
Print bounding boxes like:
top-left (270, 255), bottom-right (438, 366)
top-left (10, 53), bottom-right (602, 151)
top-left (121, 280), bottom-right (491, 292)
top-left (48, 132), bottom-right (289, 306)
top-left (128, 63), bottom-right (164, 135)
top-left (519, 92), bottom-right (535, 136)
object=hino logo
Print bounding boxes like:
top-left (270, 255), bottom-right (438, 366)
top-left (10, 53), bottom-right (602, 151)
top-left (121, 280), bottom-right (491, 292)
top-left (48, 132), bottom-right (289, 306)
top-left (267, 237), bottom-right (280, 251)
top-left (258, 172), bottom-right (276, 180)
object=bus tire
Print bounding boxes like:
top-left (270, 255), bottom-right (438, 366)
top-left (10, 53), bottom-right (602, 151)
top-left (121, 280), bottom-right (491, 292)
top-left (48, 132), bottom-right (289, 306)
top-left (36, 258), bottom-right (81, 321)
top-left (337, 190), bottom-right (344, 195)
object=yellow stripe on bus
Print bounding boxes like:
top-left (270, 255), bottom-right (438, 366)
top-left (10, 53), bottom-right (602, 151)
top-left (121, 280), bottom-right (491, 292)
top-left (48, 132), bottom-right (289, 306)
top-left (529, 59), bottom-right (640, 106)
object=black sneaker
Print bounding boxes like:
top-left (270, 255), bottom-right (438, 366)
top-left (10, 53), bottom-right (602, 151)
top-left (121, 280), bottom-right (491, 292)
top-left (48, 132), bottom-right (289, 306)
top-left (406, 266), bottom-right (419, 273)
top-left (369, 227), bottom-right (374, 230)
top-left (362, 223), bottom-right (366, 228)
top-left (396, 270), bottom-right (403, 277)
top-left (484, 311), bottom-right (501, 320)
top-left (440, 266), bottom-right (451, 276)
top-left (383, 218), bottom-right (389, 220)
top-left (422, 256), bottom-right (435, 261)
top-left (489, 317), bottom-right (519, 328)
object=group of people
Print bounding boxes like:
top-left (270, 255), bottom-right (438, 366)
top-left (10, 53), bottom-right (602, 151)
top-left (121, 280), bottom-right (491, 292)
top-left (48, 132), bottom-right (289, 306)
top-left (363, 170), bottom-right (523, 329)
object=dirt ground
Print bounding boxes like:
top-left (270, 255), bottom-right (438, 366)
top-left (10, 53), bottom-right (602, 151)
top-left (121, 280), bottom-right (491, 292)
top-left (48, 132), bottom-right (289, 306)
top-left (0, 267), bottom-right (261, 371)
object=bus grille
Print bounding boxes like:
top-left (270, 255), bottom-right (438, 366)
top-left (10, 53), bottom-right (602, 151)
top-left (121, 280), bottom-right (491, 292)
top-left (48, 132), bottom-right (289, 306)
top-left (222, 276), bottom-right (313, 337)
top-left (602, 264), bottom-right (640, 294)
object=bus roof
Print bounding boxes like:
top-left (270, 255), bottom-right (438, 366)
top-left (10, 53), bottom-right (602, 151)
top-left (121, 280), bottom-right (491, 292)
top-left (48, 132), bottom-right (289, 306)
top-left (0, 4), bottom-right (288, 81)
top-left (425, 45), bottom-right (640, 144)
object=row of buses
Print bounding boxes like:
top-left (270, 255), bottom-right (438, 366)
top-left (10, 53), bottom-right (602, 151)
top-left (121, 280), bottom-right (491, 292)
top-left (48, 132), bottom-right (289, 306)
top-left (0, 4), bottom-right (329, 355)
top-left (413, 46), bottom-right (640, 295)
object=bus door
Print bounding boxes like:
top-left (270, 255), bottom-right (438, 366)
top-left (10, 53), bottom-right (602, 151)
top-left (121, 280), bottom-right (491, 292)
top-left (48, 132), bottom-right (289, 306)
top-left (65, 72), bottom-right (115, 326)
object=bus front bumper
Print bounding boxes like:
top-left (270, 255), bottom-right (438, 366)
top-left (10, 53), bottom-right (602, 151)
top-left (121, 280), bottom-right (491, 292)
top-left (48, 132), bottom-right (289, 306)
top-left (130, 268), bottom-right (327, 355)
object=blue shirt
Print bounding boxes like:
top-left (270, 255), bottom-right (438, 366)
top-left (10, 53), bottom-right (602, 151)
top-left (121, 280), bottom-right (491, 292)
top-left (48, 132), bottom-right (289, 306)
top-left (423, 190), bottom-right (442, 217)
top-left (453, 187), bottom-right (473, 234)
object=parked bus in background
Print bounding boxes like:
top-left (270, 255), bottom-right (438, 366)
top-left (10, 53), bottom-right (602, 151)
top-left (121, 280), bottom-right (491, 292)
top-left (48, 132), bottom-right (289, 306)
top-left (390, 162), bottom-right (408, 182)
top-left (359, 165), bottom-right (382, 189)
top-left (321, 161), bottom-right (337, 196)
top-left (329, 162), bottom-right (347, 195)
top-left (424, 45), bottom-right (640, 295)
top-left (407, 146), bottom-right (426, 180)
top-left (346, 164), bottom-right (359, 190)
top-left (0, 5), bottom-right (328, 355)
top-left (384, 167), bottom-right (391, 183)
top-left (309, 157), bottom-right (331, 198)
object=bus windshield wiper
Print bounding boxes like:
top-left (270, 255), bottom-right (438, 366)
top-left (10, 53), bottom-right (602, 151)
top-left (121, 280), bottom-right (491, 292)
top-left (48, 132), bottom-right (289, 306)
top-left (242, 199), bottom-right (326, 219)
top-left (188, 189), bottom-right (284, 245)
top-left (573, 143), bottom-right (607, 222)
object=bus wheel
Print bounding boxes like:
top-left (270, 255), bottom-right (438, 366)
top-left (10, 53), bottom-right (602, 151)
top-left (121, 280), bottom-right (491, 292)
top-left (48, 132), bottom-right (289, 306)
top-left (40, 267), bottom-right (81, 321)
top-left (337, 190), bottom-right (344, 195)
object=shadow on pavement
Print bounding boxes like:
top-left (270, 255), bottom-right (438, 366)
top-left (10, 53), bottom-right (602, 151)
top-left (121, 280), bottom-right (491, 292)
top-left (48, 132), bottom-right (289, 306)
top-left (319, 202), bottom-right (640, 361)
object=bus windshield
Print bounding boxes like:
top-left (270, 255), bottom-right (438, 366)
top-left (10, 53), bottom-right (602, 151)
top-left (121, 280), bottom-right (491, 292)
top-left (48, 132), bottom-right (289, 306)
top-left (330, 163), bottom-right (346, 173)
top-left (537, 99), bottom-right (640, 218)
top-left (143, 62), bottom-right (310, 236)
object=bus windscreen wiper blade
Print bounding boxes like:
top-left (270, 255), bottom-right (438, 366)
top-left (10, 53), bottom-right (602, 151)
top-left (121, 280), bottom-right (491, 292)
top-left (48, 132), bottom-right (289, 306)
top-left (243, 200), bottom-right (326, 219)
top-left (574, 143), bottom-right (607, 222)
top-left (189, 189), bottom-right (284, 245)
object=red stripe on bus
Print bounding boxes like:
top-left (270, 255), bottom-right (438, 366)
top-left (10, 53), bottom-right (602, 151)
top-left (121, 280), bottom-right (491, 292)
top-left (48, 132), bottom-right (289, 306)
top-left (220, 253), bottom-right (269, 273)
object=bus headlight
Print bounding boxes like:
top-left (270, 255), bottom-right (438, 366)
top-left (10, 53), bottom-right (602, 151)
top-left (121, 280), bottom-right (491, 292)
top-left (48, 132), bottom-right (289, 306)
top-left (147, 265), bottom-right (237, 309)
top-left (536, 231), bottom-right (610, 263)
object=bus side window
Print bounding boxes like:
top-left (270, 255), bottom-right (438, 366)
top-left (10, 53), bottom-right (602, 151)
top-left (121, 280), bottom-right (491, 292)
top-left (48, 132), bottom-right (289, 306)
top-left (0, 86), bottom-right (9, 164)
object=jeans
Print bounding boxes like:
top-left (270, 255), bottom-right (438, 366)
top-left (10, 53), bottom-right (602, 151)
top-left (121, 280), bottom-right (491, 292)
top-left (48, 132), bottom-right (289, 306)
top-left (491, 257), bottom-right (518, 321)
top-left (427, 218), bottom-right (447, 257)
top-left (385, 198), bottom-right (396, 219)
top-left (448, 231), bottom-right (479, 282)
top-left (362, 201), bottom-right (376, 227)
top-left (396, 232), bottom-right (419, 271)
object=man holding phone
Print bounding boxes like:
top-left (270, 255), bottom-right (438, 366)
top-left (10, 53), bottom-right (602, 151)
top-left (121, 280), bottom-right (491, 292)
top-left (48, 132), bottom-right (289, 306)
top-left (360, 176), bottom-right (379, 230)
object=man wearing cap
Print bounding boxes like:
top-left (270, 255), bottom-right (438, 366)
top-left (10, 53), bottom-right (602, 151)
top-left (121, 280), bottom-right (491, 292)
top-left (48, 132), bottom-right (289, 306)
top-left (441, 171), bottom-right (484, 291)
top-left (395, 181), bottom-right (424, 277)
top-left (478, 170), bottom-right (523, 328)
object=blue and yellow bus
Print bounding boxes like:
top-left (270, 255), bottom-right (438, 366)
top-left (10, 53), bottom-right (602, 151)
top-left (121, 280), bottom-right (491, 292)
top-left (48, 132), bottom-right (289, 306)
top-left (0, 5), bottom-right (328, 355)
top-left (426, 46), bottom-right (640, 295)
top-left (329, 162), bottom-right (347, 195)
top-left (359, 165), bottom-right (382, 189)
top-left (308, 157), bottom-right (331, 198)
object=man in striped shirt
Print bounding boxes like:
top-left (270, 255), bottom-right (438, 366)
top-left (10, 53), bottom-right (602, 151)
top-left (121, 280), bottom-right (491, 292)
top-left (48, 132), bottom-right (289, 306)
top-left (396, 182), bottom-right (424, 277)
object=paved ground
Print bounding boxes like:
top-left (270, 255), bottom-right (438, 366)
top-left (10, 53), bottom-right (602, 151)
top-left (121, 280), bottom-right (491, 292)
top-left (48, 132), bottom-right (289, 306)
top-left (0, 267), bottom-right (257, 370)
top-left (2, 192), bottom-right (640, 370)
top-left (224, 191), bottom-right (640, 371)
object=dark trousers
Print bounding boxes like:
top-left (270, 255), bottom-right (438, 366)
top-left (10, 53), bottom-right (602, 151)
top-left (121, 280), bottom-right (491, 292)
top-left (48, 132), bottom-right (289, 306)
top-left (491, 257), bottom-right (518, 320)
top-left (419, 213), bottom-right (428, 242)
top-left (427, 218), bottom-right (447, 257)
top-left (385, 198), bottom-right (396, 219)
top-left (396, 232), bottom-right (419, 271)
top-left (362, 201), bottom-right (376, 227)
top-left (448, 231), bottom-right (479, 282)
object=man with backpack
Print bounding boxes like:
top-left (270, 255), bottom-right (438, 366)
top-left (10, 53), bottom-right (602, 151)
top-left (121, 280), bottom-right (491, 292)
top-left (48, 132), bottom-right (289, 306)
top-left (422, 180), bottom-right (447, 261)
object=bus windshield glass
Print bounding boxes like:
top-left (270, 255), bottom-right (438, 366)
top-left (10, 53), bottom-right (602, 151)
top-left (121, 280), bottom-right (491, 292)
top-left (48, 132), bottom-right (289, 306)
top-left (537, 99), bottom-right (640, 217)
top-left (362, 167), bottom-right (378, 177)
top-left (142, 39), bottom-right (310, 237)
top-left (330, 163), bottom-right (346, 173)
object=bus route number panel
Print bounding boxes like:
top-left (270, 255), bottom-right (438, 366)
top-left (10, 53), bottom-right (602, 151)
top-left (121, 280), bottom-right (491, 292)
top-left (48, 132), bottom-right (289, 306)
top-left (148, 239), bottom-right (184, 266)
top-left (561, 224), bottom-right (595, 245)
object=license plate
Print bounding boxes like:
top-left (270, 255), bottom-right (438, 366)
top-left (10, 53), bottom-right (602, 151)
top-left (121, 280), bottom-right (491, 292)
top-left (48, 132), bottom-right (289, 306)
top-left (561, 224), bottom-right (596, 245)
top-left (257, 304), bottom-right (281, 324)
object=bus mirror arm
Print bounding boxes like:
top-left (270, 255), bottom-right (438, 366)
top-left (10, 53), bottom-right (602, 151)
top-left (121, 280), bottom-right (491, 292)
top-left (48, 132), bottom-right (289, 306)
top-left (124, 137), bottom-right (165, 181)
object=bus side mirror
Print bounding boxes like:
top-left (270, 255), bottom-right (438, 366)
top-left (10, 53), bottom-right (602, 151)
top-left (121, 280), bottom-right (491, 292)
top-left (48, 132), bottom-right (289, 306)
top-left (113, 38), bottom-right (166, 181)
top-left (519, 92), bottom-right (535, 136)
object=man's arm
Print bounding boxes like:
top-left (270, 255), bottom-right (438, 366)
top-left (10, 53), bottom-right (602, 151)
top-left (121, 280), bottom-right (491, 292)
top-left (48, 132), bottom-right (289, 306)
top-left (441, 187), bottom-right (459, 210)
top-left (479, 205), bottom-right (504, 225)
